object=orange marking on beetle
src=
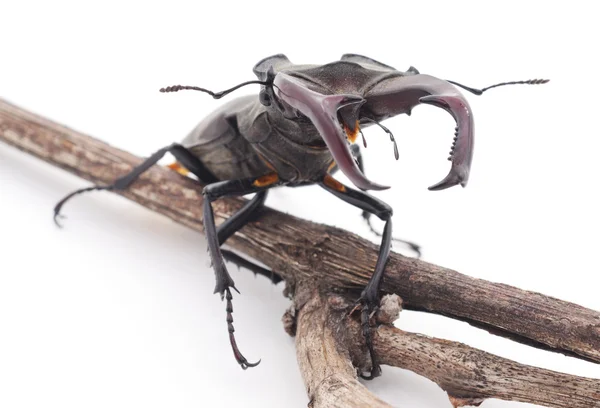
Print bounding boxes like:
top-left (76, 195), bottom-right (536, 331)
top-left (253, 173), bottom-right (279, 187)
top-left (327, 160), bottom-right (337, 173)
top-left (344, 120), bottom-right (360, 144)
top-left (323, 174), bottom-right (346, 193)
top-left (167, 162), bottom-right (190, 176)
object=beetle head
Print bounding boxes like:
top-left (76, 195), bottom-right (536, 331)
top-left (162, 55), bottom-right (547, 192)
top-left (255, 54), bottom-right (476, 191)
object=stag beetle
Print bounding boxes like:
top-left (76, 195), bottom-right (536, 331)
top-left (54, 54), bottom-right (547, 379)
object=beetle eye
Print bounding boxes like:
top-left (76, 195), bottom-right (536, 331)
top-left (259, 90), bottom-right (271, 106)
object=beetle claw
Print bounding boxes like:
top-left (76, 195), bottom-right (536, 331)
top-left (53, 213), bottom-right (66, 228)
top-left (274, 73), bottom-right (389, 191)
top-left (427, 170), bottom-right (464, 191)
top-left (224, 288), bottom-right (261, 370)
top-left (350, 294), bottom-right (382, 380)
top-left (363, 74), bottom-right (474, 191)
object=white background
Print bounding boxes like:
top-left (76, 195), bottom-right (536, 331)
top-left (1, 1), bottom-right (599, 407)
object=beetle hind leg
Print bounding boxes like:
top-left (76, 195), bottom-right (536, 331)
top-left (53, 143), bottom-right (218, 226)
top-left (218, 190), bottom-right (283, 285)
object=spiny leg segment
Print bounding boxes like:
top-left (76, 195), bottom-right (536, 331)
top-left (53, 143), bottom-right (279, 369)
top-left (217, 190), bottom-right (283, 285)
top-left (202, 174), bottom-right (281, 368)
top-left (53, 143), bottom-right (218, 225)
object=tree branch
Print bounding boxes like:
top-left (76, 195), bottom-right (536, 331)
top-left (293, 290), bottom-right (600, 408)
top-left (291, 284), bottom-right (391, 408)
top-left (2, 98), bottom-right (600, 408)
top-left (1, 97), bottom-right (598, 364)
top-left (375, 325), bottom-right (600, 408)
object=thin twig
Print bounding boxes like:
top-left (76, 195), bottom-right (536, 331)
top-left (374, 325), bottom-right (600, 408)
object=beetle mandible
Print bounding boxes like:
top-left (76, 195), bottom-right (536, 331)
top-left (54, 54), bottom-right (548, 379)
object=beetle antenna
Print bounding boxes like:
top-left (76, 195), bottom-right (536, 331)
top-left (363, 118), bottom-right (399, 160)
top-left (447, 78), bottom-right (550, 96)
top-left (160, 80), bottom-right (270, 99)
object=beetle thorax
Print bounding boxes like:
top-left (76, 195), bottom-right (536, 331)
top-left (269, 110), bottom-right (325, 148)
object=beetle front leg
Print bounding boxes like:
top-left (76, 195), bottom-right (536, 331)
top-left (202, 174), bottom-right (281, 369)
top-left (327, 145), bottom-right (420, 258)
top-left (319, 175), bottom-right (393, 380)
top-left (217, 190), bottom-right (283, 285)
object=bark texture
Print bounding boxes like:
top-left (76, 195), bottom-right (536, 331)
top-left (292, 291), bottom-right (600, 408)
top-left (293, 286), bottom-right (391, 408)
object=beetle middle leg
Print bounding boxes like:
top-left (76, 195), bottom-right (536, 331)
top-left (319, 174), bottom-right (393, 379)
top-left (202, 174), bottom-right (282, 369)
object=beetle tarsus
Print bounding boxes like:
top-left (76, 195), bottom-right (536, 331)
top-left (53, 185), bottom-right (112, 227)
top-left (353, 292), bottom-right (382, 380)
top-left (52, 143), bottom-right (220, 226)
top-left (226, 288), bottom-right (261, 369)
top-left (53, 213), bottom-right (65, 228)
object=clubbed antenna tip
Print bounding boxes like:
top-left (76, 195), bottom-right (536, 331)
top-left (159, 80), bottom-right (270, 99)
top-left (448, 78), bottom-right (550, 96)
top-left (159, 85), bottom-right (200, 93)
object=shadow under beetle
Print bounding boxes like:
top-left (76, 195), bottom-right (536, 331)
top-left (54, 54), bottom-right (548, 379)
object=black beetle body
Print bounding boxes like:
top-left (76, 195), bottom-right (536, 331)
top-left (181, 94), bottom-right (333, 184)
top-left (54, 54), bottom-right (547, 378)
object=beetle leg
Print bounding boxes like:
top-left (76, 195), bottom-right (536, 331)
top-left (221, 250), bottom-right (283, 285)
top-left (329, 145), bottom-right (421, 258)
top-left (53, 143), bottom-right (218, 225)
top-left (217, 190), bottom-right (283, 285)
top-left (202, 174), bottom-right (281, 369)
top-left (319, 175), bottom-right (393, 380)
top-left (217, 190), bottom-right (267, 244)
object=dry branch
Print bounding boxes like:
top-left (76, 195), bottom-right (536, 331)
top-left (292, 285), bottom-right (391, 408)
top-left (293, 289), bottom-right (600, 408)
top-left (2, 98), bottom-right (600, 408)
top-left (375, 325), bottom-right (600, 408)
